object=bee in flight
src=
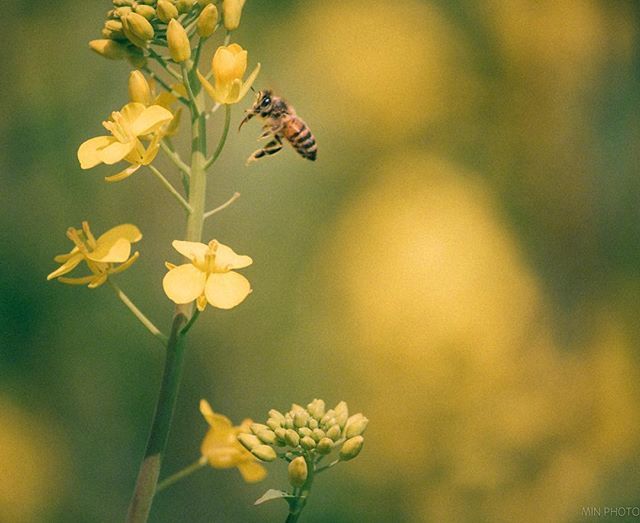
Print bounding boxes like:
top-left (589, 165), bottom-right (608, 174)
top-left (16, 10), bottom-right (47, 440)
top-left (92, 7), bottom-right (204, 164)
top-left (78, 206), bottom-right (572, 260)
top-left (239, 89), bottom-right (317, 164)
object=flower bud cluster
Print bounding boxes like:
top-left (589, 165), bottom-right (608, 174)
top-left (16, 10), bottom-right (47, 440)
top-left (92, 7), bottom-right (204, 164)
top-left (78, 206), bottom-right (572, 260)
top-left (238, 399), bottom-right (368, 487)
top-left (90, 0), bottom-right (221, 65)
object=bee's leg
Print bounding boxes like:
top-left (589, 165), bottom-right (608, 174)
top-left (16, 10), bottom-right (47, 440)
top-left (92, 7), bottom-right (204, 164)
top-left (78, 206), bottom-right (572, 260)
top-left (246, 136), bottom-right (283, 165)
top-left (258, 126), bottom-right (273, 140)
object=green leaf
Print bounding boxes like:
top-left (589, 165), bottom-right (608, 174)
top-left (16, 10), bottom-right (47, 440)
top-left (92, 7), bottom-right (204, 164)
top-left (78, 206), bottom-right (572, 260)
top-left (254, 489), bottom-right (293, 506)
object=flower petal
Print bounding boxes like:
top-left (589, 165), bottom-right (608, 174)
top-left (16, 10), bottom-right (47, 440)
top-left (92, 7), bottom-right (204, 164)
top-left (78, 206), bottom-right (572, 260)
top-left (78, 136), bottom-right (115, 169)
top-left (130, 105), bottom-right (174, 136)
top-left (197, 69), bottom-right (218, 102)
top-left (204, 271), bottom-right (251, 309)
top-left (237, 63), bottom-right (261, 103)
top-left (96, 224), bottom-right (143, 245)
top-left (162, 264), bottom-right (206, 304)
top-left (224, 79), bottom-right (242, 104)
top-left (199, 400), bottom-right (233, 429)
top-left (105, 163), bottom-right (142, 182)
top-left (172, 240), bottom-right (209, 262)
top-left (99, 139), bottom-right (136, 165)
top-left (47, 253), bottom-right (84, 280)
top-left (120, 102), bottom-right (146, 125)
top-left (237, 461), bottom-right (267, 483)
top-left (214, 242), bottom-right (252, 269)
top-left (86, 237), bottom-right (131, 263)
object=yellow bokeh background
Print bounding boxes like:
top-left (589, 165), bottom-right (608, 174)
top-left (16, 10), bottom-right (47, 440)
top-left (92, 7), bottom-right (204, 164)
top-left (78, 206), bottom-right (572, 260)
top-left (1, 1), bottom-right (640, 521)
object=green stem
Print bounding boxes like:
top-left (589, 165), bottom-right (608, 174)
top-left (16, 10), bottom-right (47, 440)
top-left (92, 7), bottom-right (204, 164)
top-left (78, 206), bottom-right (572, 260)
top-left (148, 164), bottom-right (192, 214)
top-left (156, 458), bottom-right (207, 492)
top-left (204, 104), bottom-right (231, 170)
top-left (142, 65), bottom-right (188, 104)
top-left (126, 313), bottom-right (188, 523)
top-left (108, 281), bottom-right (168, 346)
top-left (160, 140), bottom-right (191, 177)
top-left (285, 457), bottom-right (315, 523)
top-left (126, 56), bottom-right (209, 523)
top-left (148, 48), bottom-right (182, 81)
top-left (204, 192), bottom-right (241, 220)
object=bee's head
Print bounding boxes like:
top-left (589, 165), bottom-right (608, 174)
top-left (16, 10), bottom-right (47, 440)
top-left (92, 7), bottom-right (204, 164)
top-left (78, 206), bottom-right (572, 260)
top-left (254, 89), bottom-right (273, 114)
top-left (239, 89), bottom-right (274, 131)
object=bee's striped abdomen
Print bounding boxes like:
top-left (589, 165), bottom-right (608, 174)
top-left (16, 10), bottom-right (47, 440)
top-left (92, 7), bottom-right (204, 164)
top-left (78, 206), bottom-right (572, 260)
top-left (284, 116), bottom-right (317, 161)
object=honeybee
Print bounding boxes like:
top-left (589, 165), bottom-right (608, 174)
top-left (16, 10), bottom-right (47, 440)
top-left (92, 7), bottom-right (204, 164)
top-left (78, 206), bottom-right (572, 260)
top-left (239, 90), bottom-right (317, 164)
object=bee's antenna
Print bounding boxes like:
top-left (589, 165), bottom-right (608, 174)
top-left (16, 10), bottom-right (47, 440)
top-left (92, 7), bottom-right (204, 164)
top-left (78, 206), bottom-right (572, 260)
top-left (250, 86), bottom-right (256, 93)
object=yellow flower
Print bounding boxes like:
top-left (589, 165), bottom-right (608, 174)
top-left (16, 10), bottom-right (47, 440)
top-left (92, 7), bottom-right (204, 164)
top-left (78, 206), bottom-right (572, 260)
top-left (77, 102), bottom-right (173, 182)
top-left (163, 239), bottom-right (252, 310)
top-left (47, 222), bottom-right (142, 288)
top-left (199, 400), bottom-right (267, 483)
top-left (197, 44), bottom-right (260, 105)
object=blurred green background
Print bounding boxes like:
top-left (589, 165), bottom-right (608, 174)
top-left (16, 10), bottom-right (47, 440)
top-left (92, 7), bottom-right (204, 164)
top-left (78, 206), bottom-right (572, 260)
top-left (2, 1), bottom-right (640, 521)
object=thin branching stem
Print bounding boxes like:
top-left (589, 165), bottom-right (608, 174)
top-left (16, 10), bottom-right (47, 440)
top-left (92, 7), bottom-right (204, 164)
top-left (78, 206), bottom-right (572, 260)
top-left (160, 140), bottom-right (191, 176)
top-left (204, 192), bottom-right (241, 220)
top-left (156, 458), bottom-right (207, 492)
top-left (148, 165), bottom-right (193, 214)
top-left (148, 48), bottom-right (182, 81)
top-left (142, 65), bottom-right (188, 105)
top-left (204, 104), bottom-right (231, 169)
top-left (108, 281), bottom-right (168, 346)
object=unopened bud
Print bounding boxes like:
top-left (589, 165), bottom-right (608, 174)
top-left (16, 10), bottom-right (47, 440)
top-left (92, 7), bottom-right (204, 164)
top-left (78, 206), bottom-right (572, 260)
top-left (237, 433), bottom-right (261, 451)
top-left (297, 427), bottom-right (312, 438)
top-left (128, 71), bottom-right (152, 104)
top-left (167, 19), bottom-right (191, 62)
top-left (345, 414), bottom-right (369, 438)
top-left (339, 436), bottom-right (364, 461)
top-left (250, 423), bottom-right (269, 435)
top-left (197, 4), bottom-right (218, 38)
top-left (284, 415), bottom-right (294, 429)
top-left (157, 0), bottom-right (179, 22)
top-left (222, 0), bottom-right (245, 31)
top-left (308, 418), bottom-right (318, 430)
top-left (300, 436), bottom-right (316, 450)
top-left (122, 12), bottom-right (154, 48)
top-left (102, 20), bottom-right (125, 40)
top-left (269, 409), bottom-right (286, 423)
top-left (317, 437), bottom-right (333, 454)
top-left (89, 39), bottom-right (129, 60)
top-left (266, 418), bottom-right (281, 431)
top-left (293, 411), bottom-right (308, 428)
top-left (288, 456), bottom-right (308, 488)
top-left (334, 401), bottom-right (349, 428)
top-left (307, 399), bottom-right (326, 420)
top-left (326, 424), bottom-right (341, 441)
top-left (115, 6), bottom-right (133, 18)
top-left (251, 444), bottom-right (277, 462)
top-left (257, 429), bottom-right (277, 445)
top-left (134, 4), bottom-right (156, 19)
top-left (285, 429), bottom-right (300, 447)
top-left (176, 0), bottom-right (196, 13)
top-left (312, 428), bottom-right (325, 442)
top-left (320, 410), bottom-right (336, 427)
top-left (113, 0), bottom-right (134, 6)
top-left (274, 427), bottom-right (287, 441)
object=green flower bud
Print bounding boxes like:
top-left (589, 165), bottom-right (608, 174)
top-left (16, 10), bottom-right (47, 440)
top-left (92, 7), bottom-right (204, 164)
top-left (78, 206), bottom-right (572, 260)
top-left (308, 418), bottom-right (319, 430)
top-left (307, 399), bottom-right (326, 420)
top-left (251, 444), bottom-right (277, 462)
top-left (345, 414), bottom-right (369, 438)
top-left (167, 19), bottom-right (191, 62)
top-left (284, 415), bottom-right (294, 429)
top-left (222, 0), bottom-right (245, 31)
top-left (293, 411), bottom-right (309, 428)
top-left (157, 0), bottom-right (179, 22)
top-left (266, 418), bottom-right (282, 431)
top-left (312, 428), bottom-right (325, 442)
top-left (285, 429), bottom-right (300, 447)
top-left (334, 401), bottom-right (349, 428)
top-left (274, 427), bottom-right (287, 441)
top-left (135, 4), bottom-right (156, 20)
top-left (175, 0), bottom-right (196, 13)
top-left (128, 70), bottom-right (152, 104)
top-left (288, 456), bottom-right (308, 488)
top-left (237, 433), bottom-right (261, 451)
top-left (122, 12), bottom-right (154, 48)
top-left (317, 437), bottom-right (333, 455)
top-left (339, 436), bottom-right (364, 461)
top-left (115, 6), bottom-right (133, 17)
top-left (269, 409), bottom-right (286, 423)
top-left (89, 39), bottom-right (128, 60)
top-left (300, 436), bottom-right (316, 450)
top-left (257, 429), bottom-right (277, 445)
top-left (197, 3), bottom-right (218, 38)
top-left (326, 424), bottom-right (341, 441)
top-left (297, 427), bottom-right (312, 438)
